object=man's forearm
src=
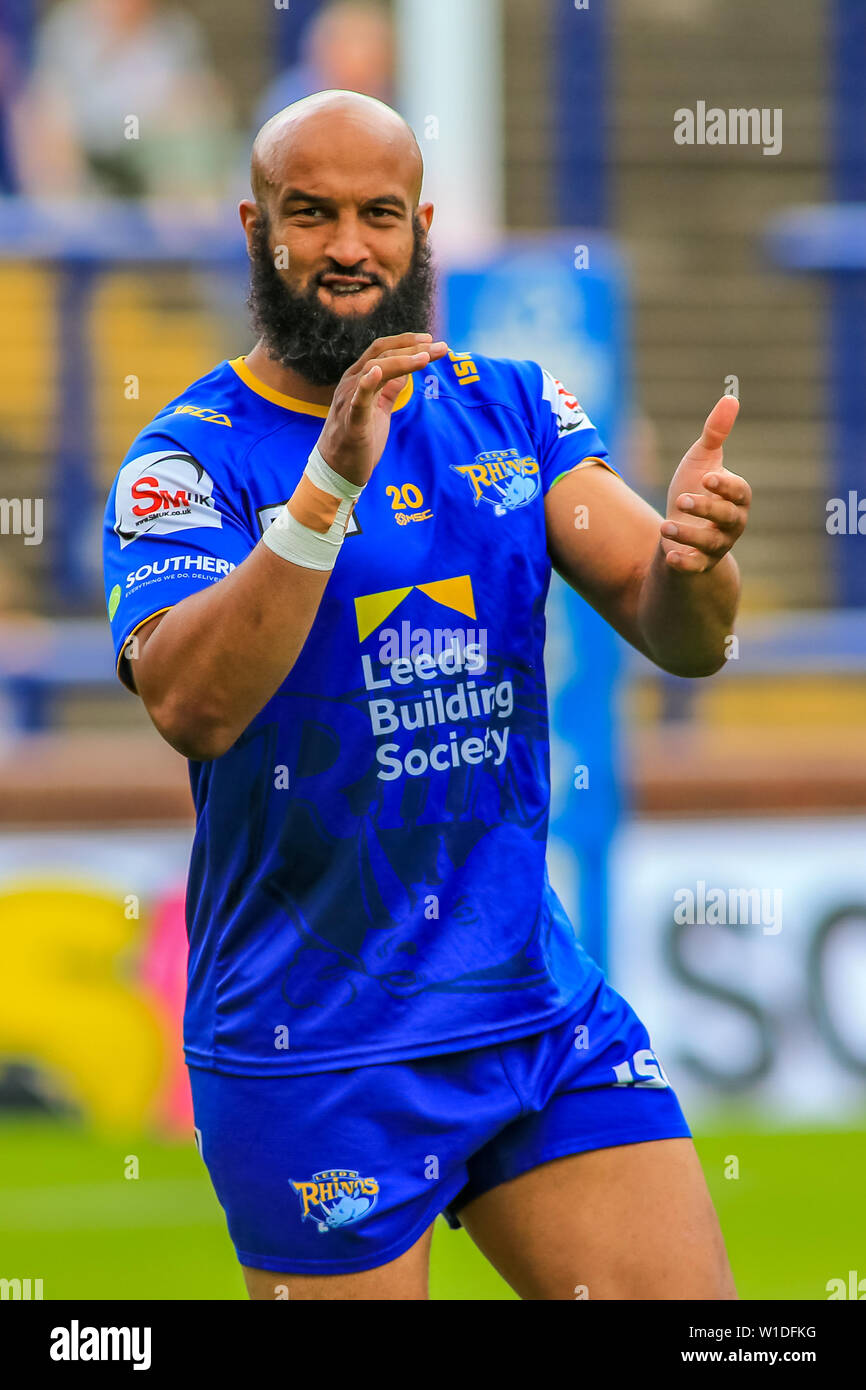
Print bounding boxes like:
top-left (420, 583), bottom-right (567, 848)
top-left (126, 339), bottom-right (448, 761)
top-left (637, 542), bottom-right (741, 677)
top-left (133, 542), bottom-right (330, 760)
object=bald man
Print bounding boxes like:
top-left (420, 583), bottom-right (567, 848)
top-left (103, 91), bottom-right (750, 1301)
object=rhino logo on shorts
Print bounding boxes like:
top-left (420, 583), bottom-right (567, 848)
top-left (291, 1168), bottom-right (379, 1233)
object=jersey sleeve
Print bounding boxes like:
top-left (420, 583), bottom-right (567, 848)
top-left (103, 432), bottom-right (256, 690)
top-left (533, 366), bottom-right (620, 494)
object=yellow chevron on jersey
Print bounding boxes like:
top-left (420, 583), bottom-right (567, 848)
top-left (354, 574), bottom-right (475, 642)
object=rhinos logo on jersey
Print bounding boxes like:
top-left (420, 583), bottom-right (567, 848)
top-left (451, 448), bottom-right (541, 516)
top-left (540, 368), bottom-right (594, 437)
top-left (291, 1168), bottom-right (379, 1233)
top-left (114, 451), bottom-right (222, 548)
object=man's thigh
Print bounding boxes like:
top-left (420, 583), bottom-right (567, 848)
top-left (241, 1224), bottom-right (435, 1301)
top-left (459, 1137), bottom-right (736, 1301)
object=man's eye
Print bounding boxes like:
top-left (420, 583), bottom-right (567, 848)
top-left (369, 207), bottom-right (398, 219)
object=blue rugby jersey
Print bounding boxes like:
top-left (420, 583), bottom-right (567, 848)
top-left (103, 351), bottom-right (617, 1075)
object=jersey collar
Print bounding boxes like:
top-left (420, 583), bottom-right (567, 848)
top-left (228, 355), bottom-right (414, 417)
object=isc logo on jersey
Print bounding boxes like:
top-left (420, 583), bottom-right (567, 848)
top-left (172, 404), bottom-right (231, 426)
top-left (114, 451), bottom-right (222, 548)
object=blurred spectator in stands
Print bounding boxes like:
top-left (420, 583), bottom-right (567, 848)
top-left (0, 1), bottom-right (32, 193)
top-left (14, 0), bottom-right (236, 202)
top-left (254, 0), bottom-right (394, 132)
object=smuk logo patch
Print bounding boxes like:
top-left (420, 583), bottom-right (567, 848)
top-left (114, 451), bottom-right (221, 548)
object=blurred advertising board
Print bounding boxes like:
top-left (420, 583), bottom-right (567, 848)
top-left (0, 830), bottom-right (192, 1133)
top-left (609, 815), bottom-right (866, 1122)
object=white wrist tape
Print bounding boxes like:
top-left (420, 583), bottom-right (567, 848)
top-left (262, 445), bottom-right (365, 571)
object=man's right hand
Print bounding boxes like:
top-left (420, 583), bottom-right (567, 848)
top-left (128, 332), bottom-right (447, 761)
top-left (317, 332), bottom-right (448, 486)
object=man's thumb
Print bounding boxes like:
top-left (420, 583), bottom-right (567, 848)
top-left (699, 395), bottom-right (739, 450)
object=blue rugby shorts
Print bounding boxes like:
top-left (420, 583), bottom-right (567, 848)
top-left (189, 972), bottom-right (691, 1275)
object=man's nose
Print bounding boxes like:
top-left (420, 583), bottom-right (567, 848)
top-left (323, 218), bottom-right (372, 269)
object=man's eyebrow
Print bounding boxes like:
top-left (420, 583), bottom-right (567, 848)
top-left (360, 194), bottom-right (409, 211)
top-left (279, 189), bottom-right (409, 212)
top-left (280, 189), bottom-right (335, 209)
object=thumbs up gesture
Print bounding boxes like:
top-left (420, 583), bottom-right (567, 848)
top-left (660, 396), bottom-right (751, 573)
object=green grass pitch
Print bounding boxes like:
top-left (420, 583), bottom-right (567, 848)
top-left (0, 1117), bottom-right (862, 1300)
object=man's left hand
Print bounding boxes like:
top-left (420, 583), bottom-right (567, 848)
top-left (660, 395), bottom-right (751, 574)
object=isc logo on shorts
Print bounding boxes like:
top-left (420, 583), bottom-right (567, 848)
top-left (290, 1168), bottom-right (379, 1233)
top-left (612, 1049), bottom-right (671, 1088)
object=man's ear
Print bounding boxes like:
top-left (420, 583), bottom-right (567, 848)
top-left (416, 201), bottom-right (434, 236)
top-left (239, 199), bottom-right (260, 257)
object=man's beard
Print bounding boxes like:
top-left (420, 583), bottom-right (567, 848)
top-left (247, 215), bottom-right (437, 387)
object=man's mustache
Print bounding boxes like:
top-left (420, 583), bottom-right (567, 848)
top-left (314, 265), bottom-right (384, 288)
